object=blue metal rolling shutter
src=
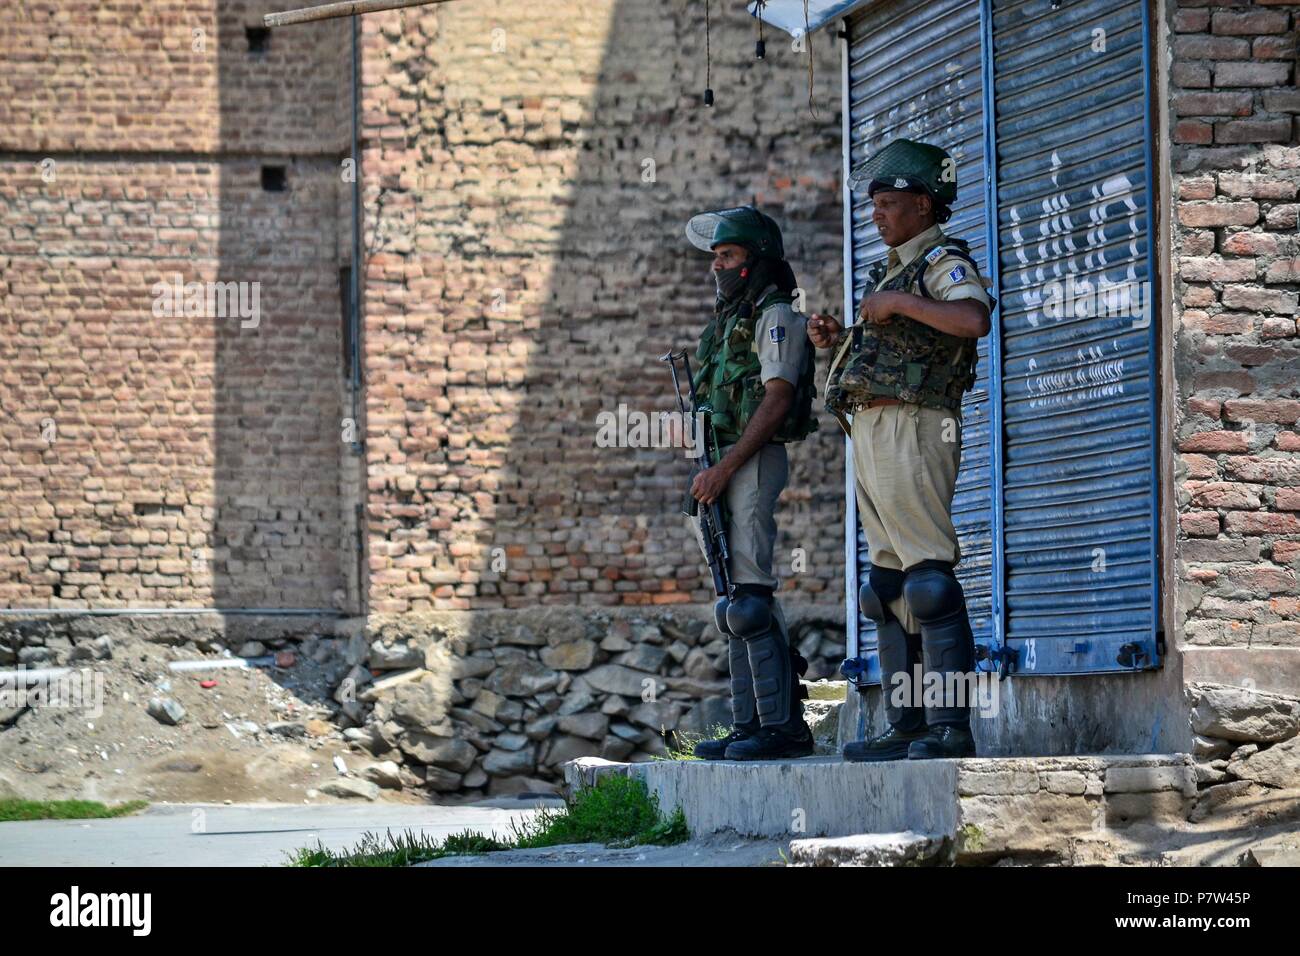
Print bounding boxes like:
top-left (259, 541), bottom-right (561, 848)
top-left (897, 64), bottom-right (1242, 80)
top-left (844, 0), bottom-right (995, 682)
top-left (989, 0), bottom-right (1159, 673)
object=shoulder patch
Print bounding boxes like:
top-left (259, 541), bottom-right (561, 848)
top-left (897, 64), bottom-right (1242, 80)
top-left (948, 265), bottom-right (967, 283)
top-left (925, 246), bottom-right (946, 264)
top-left (768, 325), bottom-right (786, 344)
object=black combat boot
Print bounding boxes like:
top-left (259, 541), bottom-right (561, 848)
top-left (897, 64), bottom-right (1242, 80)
top-left (903, 563), bottom-right (978, 761)
top-left (908, 723), bottom-right (976, 759)
top-left (722, 592), bottom-right (814, 760)
top-left (842, 573), bottom-right (928, 762)
top-left (843, 723), bottom-right (930, 762)
top-left (694, 635), bottom-right (759, 760)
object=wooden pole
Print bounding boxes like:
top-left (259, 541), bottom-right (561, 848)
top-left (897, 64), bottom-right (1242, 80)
top-left (264, 0), bottom-right (459, 28)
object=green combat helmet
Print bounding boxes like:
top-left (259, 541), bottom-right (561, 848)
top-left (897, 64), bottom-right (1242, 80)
top-left (847, 138), bottom-right (958, 213)
top-left (685, 205), bottom-right (785, 259)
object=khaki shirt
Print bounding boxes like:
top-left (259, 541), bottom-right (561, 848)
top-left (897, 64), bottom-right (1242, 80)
top-left (753, 284), bottom-right (808, 388)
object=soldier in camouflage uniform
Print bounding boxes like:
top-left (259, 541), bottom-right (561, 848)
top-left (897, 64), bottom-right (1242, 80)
top-left (682, 206), bottom-right (820, 761)
top-left (808, 139), bottom-right (995, 760)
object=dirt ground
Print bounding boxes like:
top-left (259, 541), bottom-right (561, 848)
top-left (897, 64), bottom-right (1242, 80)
top-left (0, 638), bottom-right (427, 807)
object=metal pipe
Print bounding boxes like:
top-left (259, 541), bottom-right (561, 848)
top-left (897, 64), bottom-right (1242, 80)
top-left (265, 0), bottom-right (459, 28)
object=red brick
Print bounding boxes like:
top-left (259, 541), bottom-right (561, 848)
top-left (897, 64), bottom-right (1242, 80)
top-left (1218, 174), bottom-right (1298, 199)
top-left (1214, 61), bottom-right (1293, 87)
top-left (1187, 398), bottom-right (1223, 418)
top-left (1254, 35), bottom-right (1298, 59)
top-left (1179, 177), bottom-right (1217, 200)
top-left (1176, 9), bottom-right (1212, 31)
top-left (1183, 454), bottom-right (1221, 479)
top-left (1180, 430), bottom-right (1250, 452)
top-left (1222, 231), bottom-right (1280, 256)
top-left (1178, 201), bottom-right (1260, 227)
top-left (1173, 62), bottom-right (1213, 88)
top-left (1263, 90), bottom-right (1300, 112)
top-left (1182, 310), bottom-right (1254, 334)
top-left (1179, 257), bottom-right (1257, 281)
top-left (1176, 35), bottom-right (1253, 59)
top-left (1182, 512), bottom-right (1222, 536)
top-left (1262, 318), bottom-right (1298, 339)
top-left (1174, 91), bottom-right (1255, 115)
top-left (1224, 399), bottom-right (1300, 424)
top-left (1216, 118), bottom-right (1294, 144)
top-left (1176, 120), bottom-right (1215, 145)
top-left (1226, 512), bottom-right (1300, 534)
top-left (1266, 204), bottom-right (1299, 229)
top-left (1211, 11), bottom-right (1290, 35)
top-left (1274, 541), bottom-right (1300, 563)
top-left (1279, 489), bottom-right (1300, 510)
top-left (1278, 432), bottom-right (1300, 452)
top-left (1182, 230), bottom-right (1218, 256)
top-left (1190, 481), bottom-right (1262, 509)
top-left (1222, 285), bottom-right (1299, 313)
top-left (1226, 566), bottom-right (1297, 595)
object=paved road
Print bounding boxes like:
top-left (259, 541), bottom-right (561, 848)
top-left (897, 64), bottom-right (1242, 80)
top-left (0, 800), bottom-right (558, 867)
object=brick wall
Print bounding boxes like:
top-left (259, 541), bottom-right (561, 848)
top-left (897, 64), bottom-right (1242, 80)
top-left (358, 0), bottom-right (848, 614)
top-left (0, 2), bottom-right (353, 608)
top-left (1170, 1), bottom-right (1300, 654)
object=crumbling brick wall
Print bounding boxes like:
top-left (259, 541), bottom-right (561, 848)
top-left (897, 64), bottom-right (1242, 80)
top-left (0, 2), bottom-right (353, 608)
top-left (358, 0), bottom-right (848, 614)
top-left (1170, 1), bottom-right (1300, 666)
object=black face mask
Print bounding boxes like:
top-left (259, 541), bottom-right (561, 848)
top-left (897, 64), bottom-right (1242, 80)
top-left (714, 261), bottom-right (751, 302)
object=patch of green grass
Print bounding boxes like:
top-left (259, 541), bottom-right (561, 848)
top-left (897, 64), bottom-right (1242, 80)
top-left (288, 774), bottom-right (689, 867)
top-left (0, 798), bottom-right (148, 822)
top-left (664, 722), bottom-right (732, 761)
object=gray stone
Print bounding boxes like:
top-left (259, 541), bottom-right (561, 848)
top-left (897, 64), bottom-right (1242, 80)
top-left (585, 664), bottom-right (660, 698)
top-left (525, 715), bottom-right (558, 740)
top-left (496, 699), bottom-right (525, 722)
top-left (388, 677), bottom-right (451, 728)
top-left (627, 700), bottom-right (683, 732)
top-left (683, 647), bottom-right (719, 680)
top-left (17, 647), bottom-right (53, 665)
top-left (266, 721), bottom-right (307, 738)
top-left (359, 667), bottom-right (426, 701)
top-left (666, 640), bottom-right (690, 663)
top-left (483, 746), bottom-right (537, 777)
top-left (543, 735), bottom-right (599, 767)
top-left (1103, 765), bottom-right (1196, 796)
top-left (600, 633), bottom-right (632, 653)
top-left (1231, 735), bottom-right (1300, 789)
top-left (146, 697), bottom-right (185, 726)
top-left (601, 735), bottom-right (637, 762)
top-left (500, 625), bottom-right (547, 647)
top-left (1192, 734), bottom-right (1236, 760)
top-left (451, 655), bottom-right (496, 679)
top-left (421, 767), bottom-right (464, 793)
top-left (618, 644), bottom-right (669, 674)
top-left (484, 660), bottom-right (560, 698)
top-left (400, 732), bottom-right (471, 768)
top-left (789, 832), bottom-right (952, 867)
top-left (558, 712), bottom-right (609, 740)
top-left (496, 733), bottom-right (531, 752)
top-left (471, 689), bottom-right (505, 719)
top-left (370, 641), bottom-right (423, 670)
top-left (363, 760), bottom-right (404, 789)
top-left (452, 707), bottom-right (503, 734)
top-left (540, 640), bottom-right (597, 671)
top-left (319, 778), bottom-right (380, 801)
top-left (236, 641), bottom-right (266, 658)
top-left (679, 697), bottom-right (732, 734)
top-left (462, 767), bottom-right (489, 789)
top-left (610, 722), bottom-right (645, 743)
top-left (343, 633), bottom-right (369, 667)
top-left (1189, 683), bottom-right (1300, 743)
top-left (557, 689), bottom-right (595, 716)
top-left (600, 695), bottom-right (631, 716)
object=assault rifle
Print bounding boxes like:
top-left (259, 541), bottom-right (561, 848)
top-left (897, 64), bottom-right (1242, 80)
top-left (661, 348), bottom-right (732, 600)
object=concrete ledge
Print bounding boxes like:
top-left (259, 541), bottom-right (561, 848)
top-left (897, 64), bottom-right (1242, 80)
top-left (567, 753), bottom-right (1197, 863)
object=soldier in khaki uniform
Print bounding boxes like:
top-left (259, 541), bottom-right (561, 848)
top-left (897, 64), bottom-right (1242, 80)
top-left (808, 139), bottom-right (994, 760)
top-left (681, 206), bottom-right (819, 761)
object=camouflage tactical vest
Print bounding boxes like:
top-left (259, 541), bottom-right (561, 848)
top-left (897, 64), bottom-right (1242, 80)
top-left (694, 289), bottom-right (819, 447)
top-left (825, 236), bottom-right (982, 414)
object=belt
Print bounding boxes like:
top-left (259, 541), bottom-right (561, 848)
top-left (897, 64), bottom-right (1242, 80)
top-left (855, 397), bottom-right (903, 410)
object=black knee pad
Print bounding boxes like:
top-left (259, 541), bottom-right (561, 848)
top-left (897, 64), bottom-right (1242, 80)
top-left (860, 565), bottom-right (905, 623)
top-left (902, 566), bottom-right (964, 623)
top-left (714, 597), bottom-right (732, 636)
top-left (726, 593), bottom-right (773, 640)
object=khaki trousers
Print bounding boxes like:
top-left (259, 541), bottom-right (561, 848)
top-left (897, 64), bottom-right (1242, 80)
top-left (851, 403), bottom-right (962, 633)
top-left (688, 443), bottom-right (788, 590)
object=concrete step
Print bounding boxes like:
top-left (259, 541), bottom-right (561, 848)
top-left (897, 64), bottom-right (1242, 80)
top-left (565, 753), bottom-right (1197, 864)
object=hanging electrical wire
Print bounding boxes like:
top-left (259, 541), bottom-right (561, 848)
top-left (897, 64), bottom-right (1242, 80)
top-left (755, 0), bottom-right (766, 59)
top-left (804, 0), bottom-right (818, 118)
top-left (704, 0), bottom-right (714, 106)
